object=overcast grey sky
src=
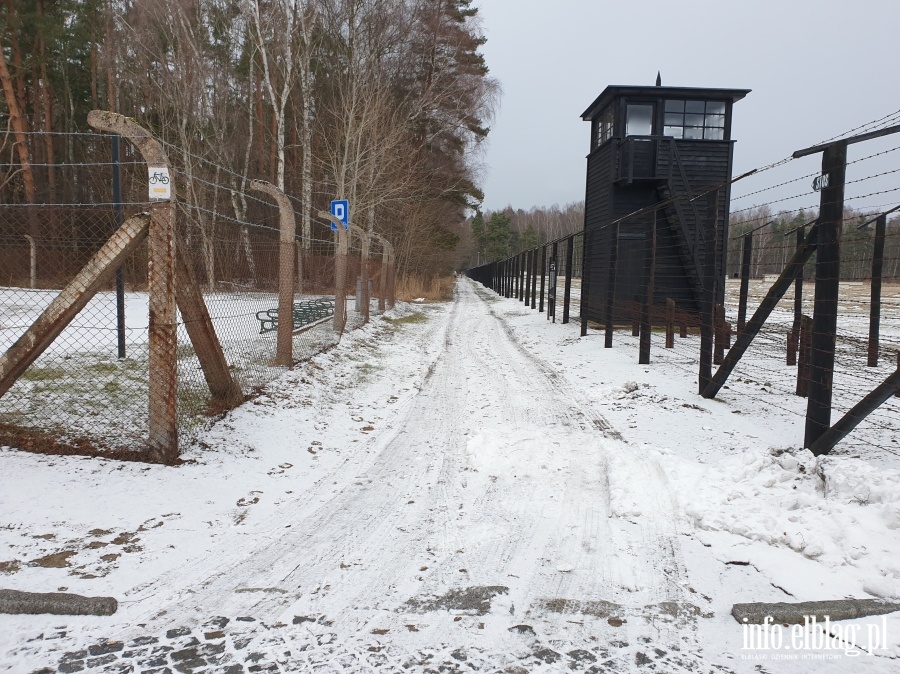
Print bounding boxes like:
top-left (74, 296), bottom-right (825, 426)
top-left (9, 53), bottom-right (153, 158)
top-left (475, 0), bottom-right (900, 216)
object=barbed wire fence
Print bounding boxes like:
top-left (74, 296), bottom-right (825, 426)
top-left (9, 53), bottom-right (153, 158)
top-left (0, 115), bottom-right (393, 463)
top-left (467, 111), bottom-right (900, 461)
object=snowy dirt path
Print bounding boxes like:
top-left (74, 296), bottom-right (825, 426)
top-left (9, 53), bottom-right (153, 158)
top-left (4, 280), bottom-right (769, 672)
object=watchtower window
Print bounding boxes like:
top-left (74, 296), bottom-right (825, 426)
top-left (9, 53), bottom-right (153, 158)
top-left (626, 104), bottom-right (654, 136)
top-left (663, 100), bottom-right (726, 140)
top-left (594, 106), bottom-right (615, 148)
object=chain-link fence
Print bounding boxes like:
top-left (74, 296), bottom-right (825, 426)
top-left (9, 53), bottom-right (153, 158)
top-left (0, 129), bottom-right (389, 461)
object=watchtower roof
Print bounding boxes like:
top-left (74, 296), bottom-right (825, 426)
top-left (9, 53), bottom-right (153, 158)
top-left (581, 85), bottom-right (751, 121)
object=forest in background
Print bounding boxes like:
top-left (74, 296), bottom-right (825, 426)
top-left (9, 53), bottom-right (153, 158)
top-left (727, 205), bottom-right (900, 280)
top-left (0, 0), bottom-right (498, 280)
top-left (461, 201), bottom-right (585, 267)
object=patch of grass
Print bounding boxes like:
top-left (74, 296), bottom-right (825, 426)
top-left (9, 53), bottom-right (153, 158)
top-left (90, 362), bottom-right (121, 374)
top-left (30, 550), bottom-right (76, 568)
top-left (22, 367), bottom-right (67, 382)
top-left (0, 560), bottom-right (21, 574)
top-left (177, 344), bottom-right (197, 360)
top-left (384, 312), bottom-right (427, 326)
top-left (395, 274), bottom-right (455, 302)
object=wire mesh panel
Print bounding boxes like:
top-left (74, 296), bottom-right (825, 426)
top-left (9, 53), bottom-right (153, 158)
top-left (0, 131), bottom-right (373, 460)
top-left (0, 205), bottom-right (152, 454)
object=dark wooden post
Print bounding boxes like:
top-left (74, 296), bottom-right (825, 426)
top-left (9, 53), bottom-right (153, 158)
top-left (604, 224), bottom-right (618, 348)
top-left (514, 254), bottom-right (520, 299)
top-left (787, 329), bottom-right (798, 366)
top-left (797, 315), bottom-right (812, 397)
top-left (699, 190), bottom-right (719, 394)
top-left (503, 259), bottom-right (509, 298)
top-left (867, 214), bottom-right (886, 367)
top-left (523, 250), bottom-right (531, 305)
top-left (665, 298), bottom-right (675, 348)
top-left (632, 298), bottom-right (640, 337)
top-left (714, 304), bottom-right (726, 365)
top-left (531, 248), bottom-right (538, 310)
top-left (737, 232), bottom-right (752, 332)
top-left (810, 358), bottom-right (900, 454)
top-left (563, 234), bottom-right (575, 324)
top-left (679, 315), bottom-right (687, 339)
top-left (549, 242), bottom-right (558, 321)
top-left (522, 252), bottom-right (528, 302)
top-left (580, 230), bottom-right (591, 337)
top-left (805, 141), bottom-right (847, 451)
top-left (639, 212), bottom-right (657, 364)
top-left (521, 251), bottom-right (528, 303)
top-left (539, 245), bottom-right (546, 313)
top-left (513, 255), bottom-right (522, 300)
top-left (701, 224), bottom-right (818, 399)
top-left (787, 225), bottom-right (805, 366)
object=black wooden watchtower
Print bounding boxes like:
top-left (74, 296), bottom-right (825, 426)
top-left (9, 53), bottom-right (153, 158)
top-left (580, 84), bottom-right (749, 322)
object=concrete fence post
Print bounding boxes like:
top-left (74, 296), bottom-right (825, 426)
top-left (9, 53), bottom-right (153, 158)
top-left (250, 180), bottom-right (296, 366)
top-left (370, 233), bottom-right (395, 310)
top-left (318, 211), bottom-right (350, 332)
top-left (349, 224), bottom-right (370, 323)
top-left (88, 110), bottom-right (178, 464)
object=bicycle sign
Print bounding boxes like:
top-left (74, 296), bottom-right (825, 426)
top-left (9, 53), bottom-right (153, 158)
top-left (330, 199), bottom-right (350, 230)
top-left (148, 167), bottom-right (172, 200)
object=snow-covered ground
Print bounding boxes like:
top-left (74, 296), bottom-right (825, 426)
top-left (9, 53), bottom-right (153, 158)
top-left (1, 277), bottom-right (899, 673)
top-left (0, 288), bottom-right (343, 451)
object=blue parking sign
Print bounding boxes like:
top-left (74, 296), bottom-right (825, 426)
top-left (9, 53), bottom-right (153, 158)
top-left (330, 199), bottom-right (350, 230)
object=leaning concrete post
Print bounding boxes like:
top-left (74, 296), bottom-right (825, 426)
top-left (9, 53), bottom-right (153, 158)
top-left (0, 214), bottom-right (150, 400)
top-left (318, 211), bottom-right (349, 332)
top-left (250, 180), bottom-right (296, 366)
top-left (349, 224), bottom-right (370, 324)
top-left (88, 111), bottom-right (177, 464)
top-left (173, 232), bottom-right (244, 409)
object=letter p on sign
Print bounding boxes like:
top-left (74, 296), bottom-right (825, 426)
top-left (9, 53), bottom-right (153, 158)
top-left (330, 199), bottom-right (350, 230)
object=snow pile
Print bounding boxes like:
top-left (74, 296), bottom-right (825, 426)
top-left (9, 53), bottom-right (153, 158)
top-left (817, 455), bottom-right (900, 507)
top-left (606, 443), bottom-right (676, 521)
top-left (669, 445), bottom-right (900, 598)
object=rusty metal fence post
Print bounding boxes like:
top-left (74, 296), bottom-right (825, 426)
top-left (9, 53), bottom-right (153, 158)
top-left (88, 111), bottom-right (178, 463)
top-left (250, 180), bottom-right (296, 366)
